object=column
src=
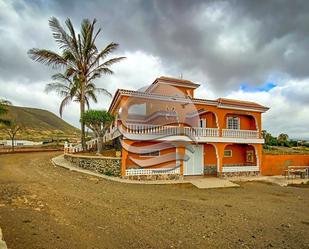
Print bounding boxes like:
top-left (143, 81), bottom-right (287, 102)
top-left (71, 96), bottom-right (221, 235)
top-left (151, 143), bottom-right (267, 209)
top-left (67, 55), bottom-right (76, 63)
top-left (216, 143), bottom-right (226, 177)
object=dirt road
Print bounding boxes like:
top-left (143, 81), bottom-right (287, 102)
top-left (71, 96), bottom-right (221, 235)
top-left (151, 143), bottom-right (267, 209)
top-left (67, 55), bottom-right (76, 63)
top-left (0, 152), bottom-right (308, 249)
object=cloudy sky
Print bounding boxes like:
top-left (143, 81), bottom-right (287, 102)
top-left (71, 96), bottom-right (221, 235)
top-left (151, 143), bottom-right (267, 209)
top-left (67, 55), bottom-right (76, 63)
top-left (1, 0), bottom-right (309, 139)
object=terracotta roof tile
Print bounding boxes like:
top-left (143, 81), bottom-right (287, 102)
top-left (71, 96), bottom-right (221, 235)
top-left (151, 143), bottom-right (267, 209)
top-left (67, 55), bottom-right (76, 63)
top-left (216, 98), bottom-right (268, 110)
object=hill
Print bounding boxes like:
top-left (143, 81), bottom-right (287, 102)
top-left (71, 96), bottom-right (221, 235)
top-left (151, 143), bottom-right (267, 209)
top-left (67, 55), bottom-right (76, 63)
top-left (0, 105), bottom-right (80, 142)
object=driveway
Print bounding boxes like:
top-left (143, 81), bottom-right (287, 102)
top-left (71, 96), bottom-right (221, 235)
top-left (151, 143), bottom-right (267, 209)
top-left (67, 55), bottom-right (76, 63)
top-left (0, 152), bottom-right (309, 249)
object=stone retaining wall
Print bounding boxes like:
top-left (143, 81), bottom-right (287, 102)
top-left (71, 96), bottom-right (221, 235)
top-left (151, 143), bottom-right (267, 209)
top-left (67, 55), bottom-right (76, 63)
top-left (123, 174), bottom-right (182, 181)
top-left (222, 171), bottom-right (259, 177)
top-left (64, 154), bottom-right (121, 177)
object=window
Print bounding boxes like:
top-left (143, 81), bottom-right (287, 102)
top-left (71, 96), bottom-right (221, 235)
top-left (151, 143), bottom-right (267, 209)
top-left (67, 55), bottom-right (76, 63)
top-left (227, 117), bottom-right (240, 129)
top-left (246, 150), bottom-right (254, 163)
top-left (140, 150), bottom-right (160, 157)
top-left (224, 150), bottom-right (232, 157)
top-left (200, 119), bottom-right (207, 128)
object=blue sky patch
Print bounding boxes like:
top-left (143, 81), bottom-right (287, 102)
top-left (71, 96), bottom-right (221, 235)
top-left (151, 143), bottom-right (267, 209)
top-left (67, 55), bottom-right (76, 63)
top-left (240, 82), bottom-right (277, 92)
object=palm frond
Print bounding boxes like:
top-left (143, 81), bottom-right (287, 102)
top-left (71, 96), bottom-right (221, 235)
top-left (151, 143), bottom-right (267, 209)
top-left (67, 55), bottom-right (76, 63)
top-left (85, 97), bottom-right (90, 109)
top-left (45, 82), bottom-right (71, 97)
top-left (86, 90), bottom-right (98, 103)
top-left (64, 18), bottom-right (81, 60)
top-left (64, 67), bottom-right (75, 78)
top-left (95, 88), bottom-right (112, 98)
top-left (28, 49), bottom-right (67, 68)
top-left (87, 57), bottom-right (125, 78)
top-left (88, 42), bottom-right (120, 70)
top-left (98, 56), bottom-right (126, 68)
top-left (59, 95), bottom-right (72, 117)
top-left (51, 73), bottom-right (73, 83)
top-left (49, 17), bottom-right (73, 51)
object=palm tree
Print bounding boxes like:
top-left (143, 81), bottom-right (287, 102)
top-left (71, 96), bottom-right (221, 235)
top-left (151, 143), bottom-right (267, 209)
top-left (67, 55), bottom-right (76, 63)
top-left (0, 99), bottom-right (11, 125)
top-left (28, 17), bottom-right (125, 150)
top-left (278, 133), bottom-right (289, 146)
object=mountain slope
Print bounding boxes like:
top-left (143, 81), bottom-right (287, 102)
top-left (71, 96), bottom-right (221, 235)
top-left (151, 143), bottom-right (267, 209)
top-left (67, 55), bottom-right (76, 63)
top-left (0, 105), bottom-right (80, 141)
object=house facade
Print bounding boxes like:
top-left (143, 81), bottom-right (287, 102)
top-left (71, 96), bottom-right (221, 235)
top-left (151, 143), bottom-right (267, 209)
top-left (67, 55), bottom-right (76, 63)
top-left (105, 76), bottom-right (269, 180)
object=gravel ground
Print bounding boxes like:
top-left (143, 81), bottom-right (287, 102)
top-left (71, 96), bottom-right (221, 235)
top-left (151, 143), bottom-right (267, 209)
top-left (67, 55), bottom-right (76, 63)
top-left (0, 152), bottom-right (309, 249)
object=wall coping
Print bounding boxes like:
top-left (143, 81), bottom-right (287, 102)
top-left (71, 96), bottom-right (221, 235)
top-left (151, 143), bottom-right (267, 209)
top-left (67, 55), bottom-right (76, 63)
top-left (65, 153), bottom-right (121, 160)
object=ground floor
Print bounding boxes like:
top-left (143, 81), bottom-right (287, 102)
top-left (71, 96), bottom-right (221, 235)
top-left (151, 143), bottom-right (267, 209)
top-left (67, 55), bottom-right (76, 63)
top-left (121, 140), bottom-right (262, 178)
top-left (0, 152), bottom-right (309, 249)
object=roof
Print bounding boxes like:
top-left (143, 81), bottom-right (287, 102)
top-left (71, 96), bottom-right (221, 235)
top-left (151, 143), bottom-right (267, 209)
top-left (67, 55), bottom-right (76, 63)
top-left (146, 76), bottom-right (200, 93)
top-left (108, 88), bottom-right (269, 114)
top-left (216, 98), bottom-right (267, 110)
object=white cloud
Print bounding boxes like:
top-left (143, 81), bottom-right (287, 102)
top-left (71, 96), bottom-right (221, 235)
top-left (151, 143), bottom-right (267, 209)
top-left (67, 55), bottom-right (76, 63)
top-left (226, 78), bottom-right (309, 139)
top-left (1, 0), bottom-right (309, 140)
top-left (0, 50), bottom-right (167, 128)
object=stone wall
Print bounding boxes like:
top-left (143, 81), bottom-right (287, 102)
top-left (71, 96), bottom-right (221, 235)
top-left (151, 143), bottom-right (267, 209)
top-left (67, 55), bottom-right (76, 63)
top-left (221, 171), bottom-right (259, 177)
top-left (123, 174), bottom-right (182, 181)
top-left (64, 154), bottom-right (121, 177)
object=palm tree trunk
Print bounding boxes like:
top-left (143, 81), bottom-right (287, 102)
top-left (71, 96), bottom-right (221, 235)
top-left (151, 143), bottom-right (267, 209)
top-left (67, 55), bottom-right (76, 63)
top-left (80, 99), bottom-right (86, 151)
top-left (11, 136), bottom-right (14, 152)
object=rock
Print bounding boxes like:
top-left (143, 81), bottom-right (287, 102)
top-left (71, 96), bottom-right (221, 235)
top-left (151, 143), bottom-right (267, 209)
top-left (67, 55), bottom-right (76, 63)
top-left (281, 223), bottom-right (291, 228)
top-left (0, 228), bottom-right (8, 249)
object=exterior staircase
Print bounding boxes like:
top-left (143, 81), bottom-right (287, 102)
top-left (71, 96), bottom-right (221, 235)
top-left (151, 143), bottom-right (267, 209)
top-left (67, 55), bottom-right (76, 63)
top-left (64, 125), bottom-right (120, 153)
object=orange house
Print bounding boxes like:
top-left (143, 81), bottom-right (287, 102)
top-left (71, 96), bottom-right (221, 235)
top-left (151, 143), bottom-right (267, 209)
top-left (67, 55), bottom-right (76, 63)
top-left (105, 76), bottom-right (269, 180)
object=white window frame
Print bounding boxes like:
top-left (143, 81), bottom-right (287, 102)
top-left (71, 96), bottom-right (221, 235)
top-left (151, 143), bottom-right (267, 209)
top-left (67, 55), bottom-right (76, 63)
top-left (224, 150), bottom-right (232, 157)
top-left (140, 149), bottom-right (160, 157)
top-left (227, 116), bottom-right (240, 130)
top-left (200, 118), bottom-right (207, 128)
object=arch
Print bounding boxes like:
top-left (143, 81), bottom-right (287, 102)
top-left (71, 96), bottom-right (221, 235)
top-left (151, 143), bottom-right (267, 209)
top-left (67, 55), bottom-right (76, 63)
top-left (250, 144), bottom-right (260, 171)
top-left (207, 143), bottom-right (220, 175)
top-left (222, 143), bottom-right (257, 167)
top-left (199, 111), bottom-right (219, 128)
top-left (224, 113), bottom-right (257, 130)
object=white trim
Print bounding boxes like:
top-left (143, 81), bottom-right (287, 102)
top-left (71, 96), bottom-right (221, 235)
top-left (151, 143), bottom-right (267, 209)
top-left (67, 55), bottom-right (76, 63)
top-left (222, 166), bottom-right (259, 173)
top-left (122, 134), bottom-right (265, 144)
top-left (222, 129), bottom-right (259, 138)
top-left (109, 89), bottom-right (268, 114)
top-left (200, 118), bottom-right (207, 128)
top-left (218, 104), bottom-right (267, 113)
top-left (224, 150), bottom-right (232, 157)
top-left (125, 167), bottom-right (180, 176)
top-left (226, 116), bottom-right (240, 130)
top-left (184, 145), bottom-right (204, 176)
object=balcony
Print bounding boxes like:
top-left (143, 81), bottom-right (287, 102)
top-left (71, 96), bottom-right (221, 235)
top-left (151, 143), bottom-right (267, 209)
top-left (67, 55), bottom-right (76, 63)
top-left (125, 124), bottom-right (219, 137)
top-left (102, 124), bottom-right (262, 143)
top-left (222, 129), bottom-right (259, 138)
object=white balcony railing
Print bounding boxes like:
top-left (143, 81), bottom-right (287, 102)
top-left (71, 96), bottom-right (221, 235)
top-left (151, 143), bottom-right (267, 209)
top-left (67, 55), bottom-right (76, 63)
top-left (222, 129), bottom-right (259, 138)
top-left (222, 165), bottom-right (259, 173)
top-left (126, 124), bottom-right (180, 136)
top-left (125, 124), bottom-right (219, 137)
top-left (184, 127), bottom-right (219, 137)
top-left (126, 167), bottom-right (180, 176)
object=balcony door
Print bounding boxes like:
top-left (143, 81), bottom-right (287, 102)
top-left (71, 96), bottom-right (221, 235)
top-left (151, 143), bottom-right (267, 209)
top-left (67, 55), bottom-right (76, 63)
top-left (184, 145), bottom-right (204, 175)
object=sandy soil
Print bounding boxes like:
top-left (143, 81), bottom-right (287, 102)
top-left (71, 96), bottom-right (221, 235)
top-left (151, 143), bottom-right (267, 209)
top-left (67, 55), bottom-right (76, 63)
top-left (0, 152), bottom-right (309, 249)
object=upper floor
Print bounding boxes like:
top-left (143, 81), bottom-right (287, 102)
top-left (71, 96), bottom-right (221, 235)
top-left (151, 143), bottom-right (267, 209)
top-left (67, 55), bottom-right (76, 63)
top-left (107, 76), bottom-right (269, 143)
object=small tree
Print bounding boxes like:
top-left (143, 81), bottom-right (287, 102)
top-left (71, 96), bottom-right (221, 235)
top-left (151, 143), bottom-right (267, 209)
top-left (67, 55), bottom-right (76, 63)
top-left (4, 122), bottom-right (22, 152)
top-left (278, 133), bottom-right (289, 146)
top-left (0, 99), bottom-right (11, 125)
top-left (262, 130), bottom-right (272, 145)
top-left (81, 110), bottom-right (114, 155)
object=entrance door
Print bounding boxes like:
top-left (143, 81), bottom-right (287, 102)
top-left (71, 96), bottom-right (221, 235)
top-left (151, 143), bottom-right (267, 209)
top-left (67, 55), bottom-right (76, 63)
top-left (184, 145), bottom-right (204, 175)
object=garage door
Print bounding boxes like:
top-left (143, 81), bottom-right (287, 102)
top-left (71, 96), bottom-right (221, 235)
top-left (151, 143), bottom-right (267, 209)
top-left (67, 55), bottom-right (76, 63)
top-left (184, 145), bottom-right (204, 175)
